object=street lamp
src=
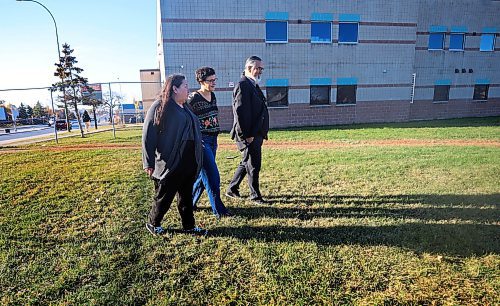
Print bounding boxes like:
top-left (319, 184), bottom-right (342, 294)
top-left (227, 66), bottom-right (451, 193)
top-left (17, 0), bottom-right (61, 143)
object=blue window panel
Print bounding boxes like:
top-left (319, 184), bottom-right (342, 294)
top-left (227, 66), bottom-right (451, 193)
top-left (311, 13), bottom-right (333, 22)
top-left (476, 79), bottom-right (490, 85)
top-left (339, 14), bottom-right (360, 22)
top-left (482, 27), bottom-right (497, 34)
top-left (449, 33), bottom-right (465, 51)
top-left (310, 78), bottom-right (332, 86)
top-left (429, 25), bottom-right (447, 33)
top-left (311, 22), bottom-right (332, 43)
top-left (339, 23), bottom-right (358, 43)
top-left (428, 33), bottom-right (444, 50)
top-left (480, 34), bottom-right (495, 51)
top-left (435, 79), bottom-right (451, 86)
top-left (265, 12), bottom-right (288, 21)
top-left (266, 79), bottom-right (288, 87)
top-left (266, 21), bottom-right (288, 42)
top-left (337, 77), bottom-right (358, 85)
top-left (451, 26), bottom-right (467, 33)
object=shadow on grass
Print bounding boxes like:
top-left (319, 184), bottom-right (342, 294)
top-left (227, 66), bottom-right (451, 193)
top-left (216, 193), bottom-right (500, 256)
top-left (228, 194), bottom-right (500, 223)
top-left (211, 223), bottom-right (499, 256)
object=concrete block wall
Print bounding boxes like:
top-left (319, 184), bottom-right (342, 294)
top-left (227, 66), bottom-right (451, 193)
top-left (158, 0), bottom-right (500, 128)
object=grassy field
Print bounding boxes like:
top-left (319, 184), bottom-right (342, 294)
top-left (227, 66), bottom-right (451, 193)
top-left (1, 117), bottom-right (499, 305)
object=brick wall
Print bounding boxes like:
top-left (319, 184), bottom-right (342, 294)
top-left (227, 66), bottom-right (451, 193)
top-left (410, 99), bottom-right (500, 120)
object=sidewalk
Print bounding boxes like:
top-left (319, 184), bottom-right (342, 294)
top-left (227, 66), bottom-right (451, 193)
top-left (0, 125), bottom-right (51, 136)
top-left (0, 126), bottom-right (115, 147)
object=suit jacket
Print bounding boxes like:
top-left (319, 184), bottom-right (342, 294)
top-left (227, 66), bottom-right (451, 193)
top-left (230, 76), bottom-right (269, 149)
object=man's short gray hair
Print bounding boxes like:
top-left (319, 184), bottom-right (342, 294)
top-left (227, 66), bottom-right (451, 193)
top-left (244, 56), bottom-right (262, 70)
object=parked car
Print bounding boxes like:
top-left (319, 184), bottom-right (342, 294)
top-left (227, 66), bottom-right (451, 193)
top-left (55, 120), bottom-right (71, 131)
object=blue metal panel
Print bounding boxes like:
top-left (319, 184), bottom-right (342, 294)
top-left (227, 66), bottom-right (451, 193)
top-left (266, 79), bottom-right (289, 87)
top-left (451, 26), bottom-right (467, 33)
top-left (311, 13), bottom-right (334, 22)
top-left (482, 27), bottom-right (497, 34)
top-left (337, 78), bottom-right (358, 85)
top-left (429, 25), bottom-right (447, 33)
top-left (122, 104), bottom-right (136, 110)
top-left (339, 14), bottom-right (360, 22)
top-left (435, 79), bottom-right (451, 86)
top-left (265, 12), bottom-right (289, 21)
top-left (310, 78), bottom-right (332, 86)
top-left (476, 79), bottom-right (490, 85)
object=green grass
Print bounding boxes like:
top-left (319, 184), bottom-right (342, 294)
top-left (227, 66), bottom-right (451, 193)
top-left (1, 117), bottom-right (499, 305)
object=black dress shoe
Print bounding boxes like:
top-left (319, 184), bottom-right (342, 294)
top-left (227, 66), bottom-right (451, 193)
top-left (225, 190), bottom-right (242, 199)
top-left (251, 197), bottom-right (269, 205)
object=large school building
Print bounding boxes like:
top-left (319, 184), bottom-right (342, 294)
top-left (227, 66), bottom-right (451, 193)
top-left (156, 0), bottom-right (500, 129)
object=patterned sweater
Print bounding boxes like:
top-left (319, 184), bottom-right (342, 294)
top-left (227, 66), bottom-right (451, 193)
top-left (187, 91), bottom-right (220, 135)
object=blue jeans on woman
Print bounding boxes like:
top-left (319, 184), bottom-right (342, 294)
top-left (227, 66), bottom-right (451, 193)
top-left (192, 134), bottom-right (229, 216)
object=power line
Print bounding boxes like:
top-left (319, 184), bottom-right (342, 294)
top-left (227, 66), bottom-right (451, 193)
top-left (0, 81), bottom-right (162, 92)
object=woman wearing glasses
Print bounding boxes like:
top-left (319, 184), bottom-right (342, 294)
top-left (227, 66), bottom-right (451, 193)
top-left (188, 67), bottom-right (233, 218)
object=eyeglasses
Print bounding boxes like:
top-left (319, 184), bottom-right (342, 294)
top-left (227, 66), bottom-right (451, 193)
top-left (255, 67), bottom-right (265, 72)
top-left (204, 78), bottom-right (218, 84)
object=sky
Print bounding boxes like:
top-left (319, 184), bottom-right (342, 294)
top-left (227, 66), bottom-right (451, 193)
top-left (0, 0), bottom-right (157, 107)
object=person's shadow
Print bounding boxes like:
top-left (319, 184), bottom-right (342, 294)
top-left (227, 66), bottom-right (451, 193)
top-left (213, 193), bottom-right (500, 256)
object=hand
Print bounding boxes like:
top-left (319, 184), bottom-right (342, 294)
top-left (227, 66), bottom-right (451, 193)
top-left (245, 137), bottom-right (254, 144)
top-left (144, 167), bottom-right (154, 178)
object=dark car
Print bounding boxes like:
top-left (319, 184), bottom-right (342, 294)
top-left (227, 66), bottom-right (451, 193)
top-left (55, 120), bottom-right (71, 131)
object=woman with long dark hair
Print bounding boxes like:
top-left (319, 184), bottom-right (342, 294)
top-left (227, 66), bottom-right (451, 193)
top-left (188, 67), bottom-right (232, 218)
top-left (142, 74), bottom-right (207, 236)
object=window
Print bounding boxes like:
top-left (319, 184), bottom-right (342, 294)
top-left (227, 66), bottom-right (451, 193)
top-left (338, 14), bottom-right (360, 44)
top-left (310, 86), bottom-right (331, 105)
top-left (433, 85), bottom-right (450, 102)
top-left (311, 22), bottom-right (332, 43)
top-left (449, 33), bottom-right (465, 51)
top-left (336, 85), bottom-right (356, 104)
top-left (473, 84), bottom-right (489, 101)
top-left (265, 12), bottom-right (288, 43)
top-left (339, 23), bottom-right (358, 43)
top-left (428, 26), bottom-right (446, 50)
top-left (266, 79), bottom-right (289, 107)
top-left (429, 33), bottom-right (445, 50)
top-left (266, 87), bottom-right (288, 107)
top-left (480, 34), bottom-right (495, 51)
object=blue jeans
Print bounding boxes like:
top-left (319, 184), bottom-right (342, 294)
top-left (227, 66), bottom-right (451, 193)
top-left (192, 134), bottom-right (229, 216)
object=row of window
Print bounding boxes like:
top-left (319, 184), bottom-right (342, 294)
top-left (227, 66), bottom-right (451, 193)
top-left (265, 13), bottom-right (498, 51)
top-left (433, 84), bottom-right (490, 102)
top-left (262, 83), bottom-right (492, 107)
top-left (266, 12), bottom-right (359, 44)
top-left (266, 85), bottom-right (357, 107)
top-left (428, 26), bottom-right (496, 51)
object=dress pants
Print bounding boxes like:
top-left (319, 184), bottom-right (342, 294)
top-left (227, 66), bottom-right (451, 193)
top-left (228, 136), bottom-right (263, 200)
top-left (148, 141), bottom-right (197, 230)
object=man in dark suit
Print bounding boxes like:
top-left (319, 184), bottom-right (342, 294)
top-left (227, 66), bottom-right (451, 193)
top-left (226, 56), bottom-right (270, 204)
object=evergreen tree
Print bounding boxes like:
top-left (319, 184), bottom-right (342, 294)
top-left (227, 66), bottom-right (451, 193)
top-left (53, 43), bottom-right (88, 136)
top-left (18, 103), bottom-right (28, 119)
top-left (26, 105), bottom-right (33, 118)
top-left (33, 101), bottom-right (47, 118)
